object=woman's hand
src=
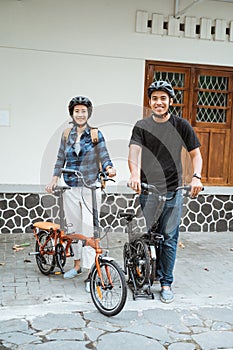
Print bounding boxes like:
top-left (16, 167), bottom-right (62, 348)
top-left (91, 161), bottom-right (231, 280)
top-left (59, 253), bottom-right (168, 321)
top-left (106, 166), bottom-right (116, 177)
top-left (45, 177), bottom-right (58, 193)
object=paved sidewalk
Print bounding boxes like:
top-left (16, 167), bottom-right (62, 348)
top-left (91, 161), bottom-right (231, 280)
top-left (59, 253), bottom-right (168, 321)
top-left (0, 231), bottom-right (233, 349)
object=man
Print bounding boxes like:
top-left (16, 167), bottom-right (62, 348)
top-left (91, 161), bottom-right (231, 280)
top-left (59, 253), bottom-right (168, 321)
top-left (128, 81), bottom-right (203, 303)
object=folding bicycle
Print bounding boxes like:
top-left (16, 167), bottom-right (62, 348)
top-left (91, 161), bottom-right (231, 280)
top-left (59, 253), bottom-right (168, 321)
top-left (30, 169), bottom-right (127, 317)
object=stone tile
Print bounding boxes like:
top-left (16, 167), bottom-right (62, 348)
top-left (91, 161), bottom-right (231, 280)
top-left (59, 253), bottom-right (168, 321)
top-left (46, 329), bottom-right (85, 341)
top-left (168, 343), bottom-right (196, 350)
top-left (19, 341), bottom-right (90, 350)
top-left (124, 322), bottom-right (171, 344)
top-left (192, 330), bottom-right (233, 350)
top-left (97, 332), bottom-right (164, 350)
top-left (0, 331), bottom-right (39, 346)
top-left (30, 313), bottom-right (85, 331)
top-left (0, 318), bottom-right (28, 333)
top-left (144, 309), bottom-right (190, 333)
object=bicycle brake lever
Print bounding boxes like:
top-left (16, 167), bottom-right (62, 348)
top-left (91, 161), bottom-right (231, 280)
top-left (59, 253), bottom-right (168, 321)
top-left (99, 172), bottom-right (115, 183)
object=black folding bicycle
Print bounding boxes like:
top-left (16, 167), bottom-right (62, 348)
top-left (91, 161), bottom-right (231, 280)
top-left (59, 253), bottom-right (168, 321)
top-left (119, 183), bottom-right (193, 300)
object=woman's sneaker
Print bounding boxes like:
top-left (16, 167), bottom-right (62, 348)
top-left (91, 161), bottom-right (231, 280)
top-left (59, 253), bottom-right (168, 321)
top-left (64, 268), bottom-right (82, 279)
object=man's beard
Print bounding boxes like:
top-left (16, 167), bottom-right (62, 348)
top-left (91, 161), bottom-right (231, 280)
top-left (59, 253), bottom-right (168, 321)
top-left (152, 111), bottom-right (168, 119)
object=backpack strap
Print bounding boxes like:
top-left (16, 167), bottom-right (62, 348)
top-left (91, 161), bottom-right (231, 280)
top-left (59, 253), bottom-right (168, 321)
top-left (90, 128), bottom-right (105, 188)
top-left (63, 127), bottom-right (98, 145)
top-left (63, 127), bottom-right (72, 144)
top-left (90, 128), bottom-right (98, 144)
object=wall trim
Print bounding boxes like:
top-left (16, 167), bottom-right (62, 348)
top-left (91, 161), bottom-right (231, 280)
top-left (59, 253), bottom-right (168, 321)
top-left (136, 11), bottom-right (233, 42)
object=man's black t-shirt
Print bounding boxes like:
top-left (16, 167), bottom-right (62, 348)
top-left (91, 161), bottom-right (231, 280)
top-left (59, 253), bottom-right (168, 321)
top-left (129, 114), bottom-right (201, 193)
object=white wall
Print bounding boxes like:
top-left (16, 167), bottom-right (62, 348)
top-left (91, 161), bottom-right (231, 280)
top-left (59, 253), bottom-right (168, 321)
top-left (0, 46), bottom-right (144, 185)
top-left (0, 0), bottom-right (233, 185)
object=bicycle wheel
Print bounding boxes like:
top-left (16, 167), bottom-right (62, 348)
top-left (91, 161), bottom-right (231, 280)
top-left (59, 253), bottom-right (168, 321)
top-left (55, 243), bottom-right (66, 271)
top-left (90, 259), bottom-right (127, 317)
top-left (123, 242), bottom-right (130, 276)
top-left (131, 239), bottom-right (150, 289)
top-left (149, 241), bottom-right (162, 285)
top-left (149, 257), bottom-right (157, 286)
top-left (35, 230), bottom-right (56, 275)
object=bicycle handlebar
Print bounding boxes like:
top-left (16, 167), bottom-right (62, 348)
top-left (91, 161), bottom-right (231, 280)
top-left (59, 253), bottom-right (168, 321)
top-left (141, 183), bottom-right (203, 201)
top-left (141, 183), bottom-right (161, 196)
top-left (52, 185), bottom-right (71, 197)
top-left (61, 168), bottom-right (115, 189)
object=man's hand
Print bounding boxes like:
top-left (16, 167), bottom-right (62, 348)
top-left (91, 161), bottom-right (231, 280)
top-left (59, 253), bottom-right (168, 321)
top-left (190, 177), bottom-right (203, 198)
top-left (128, 176), bottom-right (141, 194)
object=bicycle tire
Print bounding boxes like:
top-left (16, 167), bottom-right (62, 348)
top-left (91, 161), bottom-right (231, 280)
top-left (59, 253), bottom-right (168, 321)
top-left (90, 259), bottom-right (127, 317)
top-left (55, 243), bottom-right (66, 271)
top-left (149, 257), bottom-right (157, 286)
top-left (131, 238), bottom-right (150, 288)
top-left (35, 230), bottom-right (56, 275)
top-left (123, 242), bottom-right (130, 276)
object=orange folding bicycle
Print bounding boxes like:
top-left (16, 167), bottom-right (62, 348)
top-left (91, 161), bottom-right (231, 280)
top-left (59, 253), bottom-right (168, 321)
top-left (30, 169), bottom-right (127, 317)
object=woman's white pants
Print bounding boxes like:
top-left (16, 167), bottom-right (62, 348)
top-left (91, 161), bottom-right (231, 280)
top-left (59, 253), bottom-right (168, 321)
top-left (63, 187), bottom-right (101, 270)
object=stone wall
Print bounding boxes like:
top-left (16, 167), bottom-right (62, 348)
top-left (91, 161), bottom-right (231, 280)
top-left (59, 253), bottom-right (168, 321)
top-left (0, 191), bottom-right (233, 233)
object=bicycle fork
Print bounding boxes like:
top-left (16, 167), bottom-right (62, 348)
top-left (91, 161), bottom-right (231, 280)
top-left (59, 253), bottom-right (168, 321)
top-left (94, 252), bottom-right (115, 299)
top-left (150, 244), bottom-right (157, 260)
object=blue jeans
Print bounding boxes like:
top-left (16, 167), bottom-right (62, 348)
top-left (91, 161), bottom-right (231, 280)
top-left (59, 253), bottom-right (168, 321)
top-left (139, 190), bottom-right (183, 287)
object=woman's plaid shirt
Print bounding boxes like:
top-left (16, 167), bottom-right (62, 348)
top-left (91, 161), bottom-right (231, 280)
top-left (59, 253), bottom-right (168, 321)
top-left (53, 125), bottom-right (113, 187)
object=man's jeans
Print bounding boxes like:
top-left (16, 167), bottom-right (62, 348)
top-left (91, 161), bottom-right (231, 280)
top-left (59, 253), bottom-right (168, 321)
top-left (139, 190), bottom-right (183, 287)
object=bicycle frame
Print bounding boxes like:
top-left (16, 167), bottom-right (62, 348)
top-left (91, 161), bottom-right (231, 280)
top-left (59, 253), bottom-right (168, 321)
top-left (54, 169), bottom-right (115, 289)
top-left (31, 181), bottom-right (112, 288)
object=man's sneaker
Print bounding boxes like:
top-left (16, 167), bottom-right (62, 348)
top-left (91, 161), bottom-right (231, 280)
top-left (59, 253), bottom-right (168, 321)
top-left (160, 287), bottom-right (174, 303)
top-left (64, 268), bottom-right (82, 279)
top-left (84, 274), bottom-right (91, 293)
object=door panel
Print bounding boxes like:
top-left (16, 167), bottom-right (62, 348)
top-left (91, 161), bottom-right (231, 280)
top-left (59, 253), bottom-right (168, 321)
top-left (195, 128), bottom-right (230, 184)
top-left (194, 129), bottom-right (209, 181)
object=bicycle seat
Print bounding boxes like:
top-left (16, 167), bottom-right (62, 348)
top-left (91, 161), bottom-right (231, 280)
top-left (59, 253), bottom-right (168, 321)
top-left (32, 222), bottom-right (60, 231)
top-left (118, 211), bottom-right (136, 222)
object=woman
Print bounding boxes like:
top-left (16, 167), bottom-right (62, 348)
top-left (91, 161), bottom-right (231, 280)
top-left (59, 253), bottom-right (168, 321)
top-left (46, 96), bottom-right (116, 291)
